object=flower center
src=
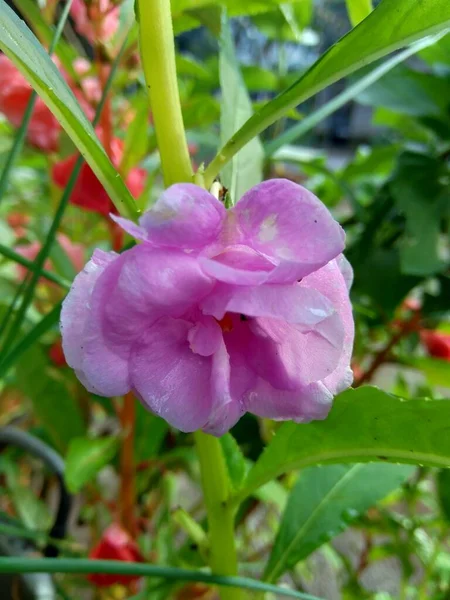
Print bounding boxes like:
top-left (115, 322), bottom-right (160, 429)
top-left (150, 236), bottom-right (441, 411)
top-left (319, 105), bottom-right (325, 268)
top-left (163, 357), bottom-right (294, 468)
top-left (217, 313), bottom-right (234, 332)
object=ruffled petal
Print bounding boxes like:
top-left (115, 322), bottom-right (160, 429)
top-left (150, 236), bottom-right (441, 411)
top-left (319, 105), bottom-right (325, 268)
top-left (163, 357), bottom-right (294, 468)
top-left (188, 317), bottom-right (222, 357)
top-left (79, 257), bottom-right (131, 396)
top-left (98, 245), bottom-right (215, 348)
top-left (199, 244), bottom-right (275, 286)
top-left (60, 249), bottom-right (118, 383)
top-left (231, 179), bottom-right (345, 283)
top-left (244, 378), bottom-right (334, 423)
top-left (201, 282), bottom-right (335, 324)
top-left (202, 338), bottom-right (244, 436)
top-left (130, 318), bottom-right (214, 432)
top-left (139, 183), bottom-right (226, 249)
top-left (109, 214), bottom-right (148, 242)
top-left (300, 257), bottom-right (354, 395)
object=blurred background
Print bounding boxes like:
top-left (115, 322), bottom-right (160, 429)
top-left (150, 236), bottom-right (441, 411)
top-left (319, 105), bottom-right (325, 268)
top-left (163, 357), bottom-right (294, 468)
top-left (0, 0), bottom-right (449, 598)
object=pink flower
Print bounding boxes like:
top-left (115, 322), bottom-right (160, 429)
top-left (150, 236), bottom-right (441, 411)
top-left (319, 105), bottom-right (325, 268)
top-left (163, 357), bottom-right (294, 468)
top-left (71, 0), bottom-right (119, 44)
top-left (52, 136), bottom-right (146, 216)
top-left (16, 233), bottom-right (85, 282)
top-left (0, 55), bottom-right (60, 152)
top-left (61, 180), bottom-right (354, 436)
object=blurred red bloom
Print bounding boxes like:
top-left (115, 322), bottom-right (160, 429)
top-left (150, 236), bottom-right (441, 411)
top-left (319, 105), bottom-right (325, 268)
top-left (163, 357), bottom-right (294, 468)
top-left (88, 524), bottom-right (144, 588)
top-left (49, 339), bottom-right (67, 367)
top-left (15, 233), bottom-right (84, 282)
top-left (70, 0), bottom-right (119, 44)
top-left (52, 137), bottom-right (146, 216)
top-left (7, 213), bottom-right (31, 238)
top-left (0, 55), bottom-right (61, 152)
top-left (421, 330), bottom-right (450, 361)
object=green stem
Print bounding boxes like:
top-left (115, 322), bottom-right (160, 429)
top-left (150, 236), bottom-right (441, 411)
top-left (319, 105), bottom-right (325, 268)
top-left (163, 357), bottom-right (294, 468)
top-left (137, 0), bottom-right (192, 186)
top-left (0, 557), bottom-right (322, 599)
top-left (194, 431), bottom-right (243, 600)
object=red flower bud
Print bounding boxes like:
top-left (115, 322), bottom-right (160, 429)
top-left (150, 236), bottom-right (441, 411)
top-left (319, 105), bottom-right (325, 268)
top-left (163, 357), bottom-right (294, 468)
top-left (421, 330), bottom-right (450, 361)
top-left (52, 136), bottom-right (146, 216)
top-left (88, 524), bottom-right (144, 588)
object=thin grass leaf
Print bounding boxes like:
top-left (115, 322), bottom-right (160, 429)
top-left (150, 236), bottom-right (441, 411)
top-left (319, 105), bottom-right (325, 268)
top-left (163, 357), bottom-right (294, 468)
top-left (0, 35), bottom-right (129, 366)
top-left (0, 0), bottom-right (74, 205)
top-left (0, 557), bottom-right (324, 599)
top-left (0, 302), bottom-right (62, 378)
top-left (0, 243), bottom-right (70, 289)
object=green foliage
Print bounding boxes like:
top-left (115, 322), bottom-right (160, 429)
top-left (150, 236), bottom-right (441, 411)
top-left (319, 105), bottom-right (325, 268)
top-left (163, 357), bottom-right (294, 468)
top-left (220, 433), bottom-right (247, 490)
top-left (219, 13), bottom-right (263, 202)
top-left (345, 0), bottom-right (373, 27)
top-left (15, 347), bottom-right (86, 452)
top-left (264, 463), bottom-right (413, 582)
top-left (239, 387), bottom-right (450, 501)
top-left (205, 0), bottom-right (450, 183)
top-left (65, 436), bottom-right (119, 493)
top-left (0, 0), bottom-right (449, 597)
top-left (0, 0), bottom-right (137, 218)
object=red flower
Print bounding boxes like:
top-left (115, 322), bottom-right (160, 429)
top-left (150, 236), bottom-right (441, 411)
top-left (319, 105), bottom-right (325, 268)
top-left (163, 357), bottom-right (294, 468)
top-left (52, 136), bottom-right (146, 216)
top-left (49, 339), bottom-right (67, 367)
top-left (88, 524), bottom-right (144, 588)
top-left (421, 330), bottom-right (450, 361)
top-left (0, 55), bottom-right (61, 152)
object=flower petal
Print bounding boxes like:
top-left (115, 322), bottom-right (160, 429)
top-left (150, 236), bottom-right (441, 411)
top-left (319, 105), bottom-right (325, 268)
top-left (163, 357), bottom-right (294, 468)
top-left (202, 282), bottom-right (335, 324)
top-left (60, 249), bottom-right (117, 378)
top-left (199, 244), bottom-right (276, 286)
top-left (130, 318), bottom-right (213, 432)
top-left (202, 338), bottom-right (244, 436)
top-left (98, 245), bottom-right (215, 348)
top-left (300, 257), bottom-right (354, 394)
top-left (231, 179), bottom-right (345, 283)
top-left (139, 183), bottom-right (226, 249)
top-left (244, 378), bottom-right (334, 423)
top-left (188, 316), bottom-right (222, 357)
top-left (109, 214), bottom-right (148, 242)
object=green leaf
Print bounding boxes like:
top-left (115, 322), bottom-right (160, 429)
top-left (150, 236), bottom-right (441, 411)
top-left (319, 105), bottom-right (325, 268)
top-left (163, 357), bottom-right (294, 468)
top-left (122, 93), bottom-right (150, 176)
top-left (15, 347), bottom-right (86, 452)
top-left (264, 463), bottom-right (413, 582)
top-left (204, 0), bottom-right (450, 185)
top-left (220, 433), bottom-right (247, 490)
top-left (357, 65), bottom-right (450, 117)
top-left (0, 302), bottom-right (62, 378)
top-left (345, 0), bottom-right (372, 27)
top-left (265, 35), bottom-right (443, 157)
top-left (400, 356), bottom-right (450, 388)
top-left (0, 0), bottom-right (138, 218)
top-left (437, 469), bottom-right (450, 522)
top-left (219, 12), bottom-right (263, 203)
top-left (65, 436), bottom-right (119, 493)
top-left (134, 403), bottom-right (168, 462)
top-left (236, 387), bottom-right (450, 503)
top-left (0, 457), bottom-right (52, 531)
top-left (390, 151), bottom-right (447, 276)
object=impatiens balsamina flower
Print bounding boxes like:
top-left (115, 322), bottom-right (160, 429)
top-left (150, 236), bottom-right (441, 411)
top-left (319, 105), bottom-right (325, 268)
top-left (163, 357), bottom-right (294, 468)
top-left (52, 135), bottom-right (146, 216)
top-left (61, 180), bottom-right (354, 436)
top-left (87, 524), bottom-right (144, 587)
top-left (421, 330), bottom-right (450, 361)
top-left (0, 55), bottom-right (61, 152)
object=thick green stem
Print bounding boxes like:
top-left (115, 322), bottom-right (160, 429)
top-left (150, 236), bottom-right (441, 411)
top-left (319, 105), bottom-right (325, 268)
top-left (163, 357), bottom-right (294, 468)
top-left (194, 431), bottom-right (243, 600)
top-left (137, 0), bottom-right (192, 186)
